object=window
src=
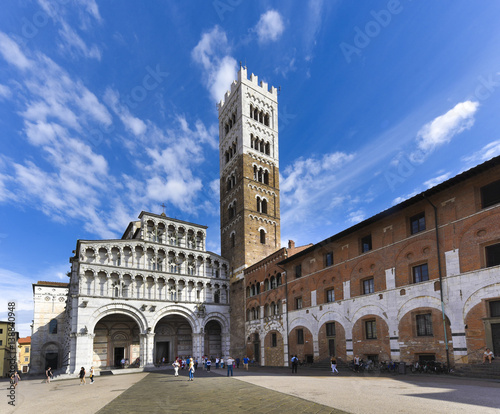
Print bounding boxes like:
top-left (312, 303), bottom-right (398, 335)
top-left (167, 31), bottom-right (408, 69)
top-left (0, 340), bottom-right (2, 346)
top-left (326, 288), bottom-right (335, 303)
top-left (363, 278), bottom-right (374, 294)
top-left (230, 233), bottom-right (235, 248)
top-left (271, 333), bottom-right (277, 347)
top-left (416, 314), bottom-right (433, 336)
top-left (361, 235), bottom-right (372, 253)
top-left (410, 212), bottom-right (426, 234)
top-left (295, 264), bottom-right (302, 278)
top-left (24, 357), bottom-right (29, 362)
top-left (0, 329), bottom-right (2, 334)
top-left (49, 319), bottom-right (58, 334)
top-left (326, 322), bottom-right (336, 337)
top-left (486, 243), bottom-right (500, 268)
top-left (297, 329), bottom-right (304, 344)
top-left (489, 300), bottom-right (500, 317)
top-left (481, 180), bottom-right (500, 209)
top-left (296, 297), bottom-right (303, 310)
top-left (25, 347), bottom-right (29, 353)
top-left (260, 229), bottom-right (266, 244)
top-left (413, 263), bottom-right (429, 283)
top-left (365, 320), bottom-right (377, 339)
top-left (325, 252), bottom-right (333, 267)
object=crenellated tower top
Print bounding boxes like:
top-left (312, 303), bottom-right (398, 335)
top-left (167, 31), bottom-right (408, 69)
top-left (217, 66), bottom-right (278, 112)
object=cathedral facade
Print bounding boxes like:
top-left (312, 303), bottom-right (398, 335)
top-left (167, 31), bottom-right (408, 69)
top-left (31, 212), bottom-right (230, 374)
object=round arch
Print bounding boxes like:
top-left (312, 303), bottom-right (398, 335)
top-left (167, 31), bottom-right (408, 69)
top-left (88, 303), bottom-right (148, 333)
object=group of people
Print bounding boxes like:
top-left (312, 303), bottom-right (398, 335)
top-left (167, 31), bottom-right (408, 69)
top-left (170, 355), bottom-right (250, 380)
top-left (77, 366), bottom-right (95, 384)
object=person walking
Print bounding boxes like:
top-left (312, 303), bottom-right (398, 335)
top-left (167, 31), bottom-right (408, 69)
top-left (45, 367), bottom-right (53, 383)
top-left (215, 357), bottom-right (220, 369)
top-left (172, 359), bottom-right (180, 376)
top-left (243, 356), bottom-right (249, 370)
top-left (226, 356), bottom-right (235, 377)
top-left (291, 355), bottom-right (298, 373)
top-left (89, 366), bottom-right (95, 384)
top-left (331, 356), bottom-right (339, 374)
top-left (79, 367), bottom-right (86, 385)
top-left (206, 358), bottom-right (211, 372)
top-left (220, 357), bottom-right (224, 369)
top-left (188, 359), bottom-right (195, 381)
top-left (11, 371), bottom-right (21, 388)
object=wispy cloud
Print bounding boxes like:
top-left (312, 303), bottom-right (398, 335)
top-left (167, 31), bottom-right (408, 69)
top-left (191, 26), bottom-right (237, 102)
top-left (104, 88), bottom-right (147, 136)
top-left (424, 172), bottom-right (451, 189)
top-left (0, 83), bottom-right (11, 99)
top-left (412, 100), bottom-right (479, 161)
top-left (462, 140), bottom-right (500, 166)
top-left (255, 10), bottom-right (285, 43)
top-left (36, 0), bottom-right (102, 60)
top-left (0, 32), bottom-right (32, 70)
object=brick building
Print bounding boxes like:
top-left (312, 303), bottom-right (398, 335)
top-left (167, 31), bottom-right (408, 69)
top-left (245, 155), bottom-right (500, 366)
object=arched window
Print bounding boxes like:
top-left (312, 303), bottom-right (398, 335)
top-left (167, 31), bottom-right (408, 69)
top-left (258, 168), bottom-right (263, 183)
top-left (253, 165), bottom-right (257, 180)
top-left (230, 232), bottom-right (235, 247)
top-left (264, 170), bottom-right (269, 185)
top-left (260, 229), bottom-right (266, 244)
top-left (270, 302), bottom-right (275, 315)
top-left (256, 197), bottom-right (262, 212)
top-left (262, 199), bottom-right (268, 214)
top-left (247, 308), bottom-right (251, 320)
top-left (276, 273), bottom-right (282, 286)
top-left (264, 279), bottom-right (269, 291)
top-left (256, 283), bottom-right (260, 294)
top-left (264, 304), bottom-right (269, 317)
top-left (259, 111), bottom-right (263, 123)
top-left (250, 105), bottom-right (253, 117)
top-left (254, 108), bottom-right (259, 120)
top-left (265, 142), bottom-right (270, 155)
top-left (264, 113), bottom-right (270, 126)
top-left (270, 276), bottom-right (276, 289)
top-left (251, 284), bottom-right (256, 296)
top-left (214, 290), bottom-right (220, 303)
top-left (225, 151), bottom-right (229, 163)
top-left (49, 319), bottom-right (58, 334)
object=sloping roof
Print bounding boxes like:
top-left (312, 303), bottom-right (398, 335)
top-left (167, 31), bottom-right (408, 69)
top-left (18, 336), bottom-right (31, 344)
top-left (280, 155), bottom-right (500, 265)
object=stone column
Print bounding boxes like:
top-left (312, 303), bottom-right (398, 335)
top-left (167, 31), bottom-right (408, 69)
top-left (141, 332), bottom-right (156, 367)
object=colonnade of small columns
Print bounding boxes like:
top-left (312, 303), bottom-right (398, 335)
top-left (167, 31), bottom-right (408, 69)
top-left (80, 268), bottom-right (229, 304)
top-left (80, 243), bottom-right (227, 278)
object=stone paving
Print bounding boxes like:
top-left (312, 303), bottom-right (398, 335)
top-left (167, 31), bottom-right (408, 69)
top-left (96, 368), bottom-right (344, 414)
top-left (3, 366), bottom-right (500, 414)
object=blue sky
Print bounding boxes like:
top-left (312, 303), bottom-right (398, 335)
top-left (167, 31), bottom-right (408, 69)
top-left (1, 0), bottom-right (500, 337)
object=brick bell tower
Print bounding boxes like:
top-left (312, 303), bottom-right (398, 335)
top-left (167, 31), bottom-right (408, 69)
top-left (218, 67), bottom-right (281, 355)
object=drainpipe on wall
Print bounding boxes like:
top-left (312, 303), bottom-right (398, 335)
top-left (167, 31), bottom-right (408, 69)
top-left (276, 262), bottom-right (289, 367)
top-left (423, 194), bottom-right (451, 370)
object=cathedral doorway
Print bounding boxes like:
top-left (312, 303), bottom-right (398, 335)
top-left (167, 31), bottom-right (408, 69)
top-left (204, 320), bottom-right (222, 358)
top-left (93, 314), bottom-right (140, 369)
top-left (154, 315), bottom-right (193, 362)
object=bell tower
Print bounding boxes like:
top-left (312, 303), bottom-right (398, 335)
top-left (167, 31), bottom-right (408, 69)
top-left (218, 66), bottom-right (281, 281)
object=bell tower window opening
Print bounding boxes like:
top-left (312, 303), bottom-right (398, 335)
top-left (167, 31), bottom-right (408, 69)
top-left (230, 232), bottom-right (235, 248)
top-left (259, 228), bottom-right (266, 244)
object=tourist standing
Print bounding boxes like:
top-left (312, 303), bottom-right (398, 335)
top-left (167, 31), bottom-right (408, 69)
top-left (243, 356), bottom-right (249, 370)
top-left (215, 357), bottom-right (220, 369)
top-left (188, 359), bottom-right (195, 381)
top-left (206, 358), bottom-right (211, 371)
top-left (89, 366), bottom-right (95, 383)
top-left (79, 367), bottom-right (86, 385)
top-left (220, 357), bottom-right (224, 369)
top-left (291, 355), bottom-right (298, 373)
top-left (226, 356), bottom-right (235, 376)
top-left (235, 357), bottom-right (240, 368)
top-left (172, 359), bottom-right (180, 376)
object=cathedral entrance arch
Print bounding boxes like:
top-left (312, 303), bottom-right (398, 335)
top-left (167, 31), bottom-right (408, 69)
top-left (154, 315), bottom-right (193, 363)
top-left (93, 314), bottom-right (140, 369)
top-left (204, 320), bottom-right (222, 358)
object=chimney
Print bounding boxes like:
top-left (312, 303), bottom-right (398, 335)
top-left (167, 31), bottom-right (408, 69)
top-left (288, 240), bottom-right (295, 249)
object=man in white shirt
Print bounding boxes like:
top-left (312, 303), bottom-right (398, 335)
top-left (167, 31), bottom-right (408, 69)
top-left (226, 356), bottom-right (235, 376)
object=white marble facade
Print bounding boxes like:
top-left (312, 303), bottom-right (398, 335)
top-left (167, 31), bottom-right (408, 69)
top-left (33, 212), bottom-right (230, 374)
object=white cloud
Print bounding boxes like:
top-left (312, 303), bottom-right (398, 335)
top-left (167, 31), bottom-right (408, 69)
top-left (424, 172), bottom-right (451, 189)
top-left (104, 88), bottom-right (147, 136)
top-left (414, 100), bottom-right (479, 156)
top-left (255, 10), bottom-right (285, 43)
top-left (58, 21), bottom-right (102, 60)
top-left (348, 209), bottom-right (365, 224)
top-left (0, 83), bottom-right (12, 99)
top-left (392, 191), bottom-right (418, 206)
top-left (36, 0), bottom-right (102, 60)
top-left (191, 26), bottom-right (238, 102)
top-left (462, 140), bottom-right (500, 165)
top-left (0, 32), bottom-right (32, 70)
